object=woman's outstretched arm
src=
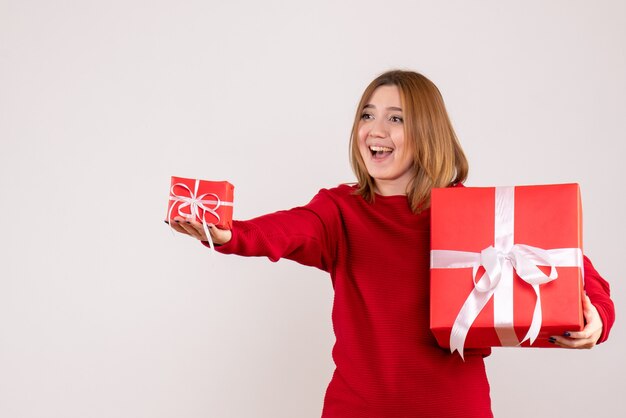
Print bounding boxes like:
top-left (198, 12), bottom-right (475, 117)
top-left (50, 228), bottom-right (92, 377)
top-left (169, 188), bottom-right (342, 273)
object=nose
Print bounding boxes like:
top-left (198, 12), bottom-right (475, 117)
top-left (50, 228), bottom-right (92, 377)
top-left (369, 117), bottom-right (387, 139)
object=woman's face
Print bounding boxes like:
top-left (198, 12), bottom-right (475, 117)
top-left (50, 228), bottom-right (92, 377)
top-left (358, 85), bottom-right (414, 195)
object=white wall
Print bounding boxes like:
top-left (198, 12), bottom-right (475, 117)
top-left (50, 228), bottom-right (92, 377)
top-left (1, 0), bottom-right (624, 417)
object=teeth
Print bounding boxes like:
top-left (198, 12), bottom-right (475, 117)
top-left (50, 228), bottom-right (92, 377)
top-left (369, 146), bottom-right (393, 152)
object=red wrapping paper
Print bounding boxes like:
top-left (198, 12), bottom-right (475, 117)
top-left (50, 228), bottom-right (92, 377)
top-left (167, 176), bottom-right (234, 229)
top-left (430, 184), bottom-right (584, 350)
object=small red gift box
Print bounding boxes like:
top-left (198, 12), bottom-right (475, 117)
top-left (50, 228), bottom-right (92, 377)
top-left (430, 184), bottom-right (584, 357)
top-left (166, 176), bottom-right (234, 229)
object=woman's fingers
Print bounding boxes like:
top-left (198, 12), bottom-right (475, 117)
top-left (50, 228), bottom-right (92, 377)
top-left (550, 334), bottom-right (596, 349)
top-left (182, 217), bottom-right (209, 240)
top-left (167, 218), bottom-right (192, 235)
top-left (166, 216), bottom-right (232, 245)
top-left (172, 216), bottom-right (208, 240)
top-left (549, 294), bottom-right (602, 349)
top-left (169, 216), bottom-right (233, 245)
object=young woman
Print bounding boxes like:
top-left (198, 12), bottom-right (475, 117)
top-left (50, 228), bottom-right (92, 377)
top-left (169, 70), bottom-right (615, 417)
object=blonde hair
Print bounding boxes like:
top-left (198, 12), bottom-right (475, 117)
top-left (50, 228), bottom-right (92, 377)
top-left (349, 70), bottom-right (468, 213)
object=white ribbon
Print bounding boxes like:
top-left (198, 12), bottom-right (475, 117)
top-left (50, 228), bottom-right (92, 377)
top-left (431, 186), bottom-right (583, 359)
top-left (168, 180), bottom-right (233, 251)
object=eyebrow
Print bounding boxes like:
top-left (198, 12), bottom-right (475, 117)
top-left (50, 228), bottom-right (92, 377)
top-left (363, 104), bottom-right (403, 112)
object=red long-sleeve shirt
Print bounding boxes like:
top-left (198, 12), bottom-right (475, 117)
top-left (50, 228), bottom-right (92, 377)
top-left (212, 184), bottom-right (615, 418)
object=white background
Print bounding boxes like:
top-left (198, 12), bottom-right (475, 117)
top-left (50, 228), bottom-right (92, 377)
top-left (1, 0), bottom-right (624, 417)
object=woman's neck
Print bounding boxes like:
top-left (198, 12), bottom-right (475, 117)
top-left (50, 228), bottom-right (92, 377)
top-left (374, 179), bottom-right (409, 196)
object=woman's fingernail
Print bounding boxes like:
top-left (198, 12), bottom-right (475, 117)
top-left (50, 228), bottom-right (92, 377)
top-left (563, 332), bottom-right (571, 337)
top-left (548, 337), bottom-right (556, 344)
top-left (174, 220), bottom-right (179, 223)
top-left (164, 220), bottom-right (169, 224)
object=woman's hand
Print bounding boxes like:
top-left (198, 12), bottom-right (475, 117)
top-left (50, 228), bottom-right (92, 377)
top-left (166, 216), bottom-right (232, 246)
top-left (549, 294), bottom-right (603, 349)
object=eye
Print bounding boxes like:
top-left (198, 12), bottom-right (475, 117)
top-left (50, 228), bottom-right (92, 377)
top-left (390, 115), bottom-right (403, 123)
top-left (360, 112), bottom-right (373, 121)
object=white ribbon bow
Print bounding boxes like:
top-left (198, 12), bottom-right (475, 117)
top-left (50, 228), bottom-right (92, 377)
top-left (431, 186), bottom-right (583, 359)
top-left (168, 180), bottom-right (233, 251)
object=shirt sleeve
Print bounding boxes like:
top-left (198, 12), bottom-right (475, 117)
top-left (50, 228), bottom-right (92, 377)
top-left (205, 188), bottom-right (341, 273)
top-left (583, 255), bottom-right (615, 344)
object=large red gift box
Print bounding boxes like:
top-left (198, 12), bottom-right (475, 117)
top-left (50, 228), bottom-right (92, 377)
top-left (166, 176), bottom-right (234, 229)
top-left (430, 184), bottom-right (584, 357)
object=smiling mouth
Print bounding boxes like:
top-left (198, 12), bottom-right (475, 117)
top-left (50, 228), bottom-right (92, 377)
top-left (369, 145), bottom-right (394, 159)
